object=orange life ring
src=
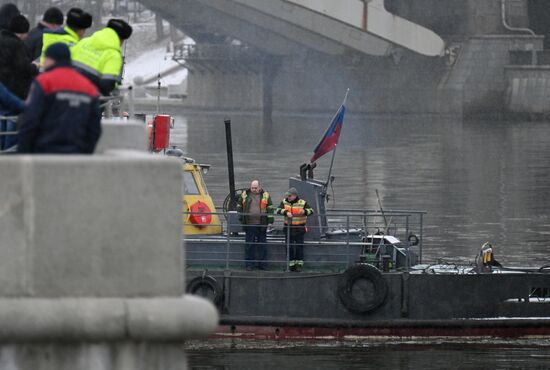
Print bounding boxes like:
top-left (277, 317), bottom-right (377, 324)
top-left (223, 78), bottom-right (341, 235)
top-left (188, 201), bottom-right (212, 227)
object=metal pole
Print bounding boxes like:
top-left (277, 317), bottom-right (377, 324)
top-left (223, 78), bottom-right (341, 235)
top-left (325, 144), bottom-right (337, 191)
top-left (224, 119), bottom-right (237, 211)
top-left (286, 221), bottom-right (290, 272)
top-left (405, 215), bottom-right (410, 270)
top-left (346, 215), bottom-right (350, 268)
top-left (225, 217), bottom-right (230, 270)
top-left (419, 213), bottom-right (424, 264)
top-left (156, 74), bottom-right (161, 116)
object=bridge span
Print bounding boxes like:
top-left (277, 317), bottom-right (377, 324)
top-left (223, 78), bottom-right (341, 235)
top-left (139, 0), bottom-right (445, 58)
top-left (136, 0), bottom-right (544, 118)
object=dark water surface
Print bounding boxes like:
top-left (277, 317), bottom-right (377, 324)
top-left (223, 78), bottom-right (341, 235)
top-left (172, 114), bottom-right (550, 266)
top-left (170, 113), bottom-right (550, 367)
top-left (186, 341), bottom-right (550, 369)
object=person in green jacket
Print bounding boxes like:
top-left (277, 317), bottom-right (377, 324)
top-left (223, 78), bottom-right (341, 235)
top-left (237, 180), bottom-right (274, 270)
top-left (40, 8), bottom-right (92, 65)
top-left (71, 19), bottom-right (132, 96)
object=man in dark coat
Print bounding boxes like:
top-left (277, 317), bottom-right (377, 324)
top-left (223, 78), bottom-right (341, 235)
top-left (18, 43), bottom-right (102, 154)
top-left (236, 180), bottom-right (274, 270)
top-left (0, 14), bottom-right (37, 150)
top-left (0, 2), bottom-right (19, 30)
top-left (0, 14), bottom-right (37, 99)
top-left (25, 7), bottom-right (63, 61)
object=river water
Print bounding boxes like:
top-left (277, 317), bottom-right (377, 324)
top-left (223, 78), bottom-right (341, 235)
top-left (169, 112), bottom-right (550, 368)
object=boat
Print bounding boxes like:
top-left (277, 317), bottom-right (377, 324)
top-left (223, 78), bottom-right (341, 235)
top-left (176, 120), bottom-right (550, 341)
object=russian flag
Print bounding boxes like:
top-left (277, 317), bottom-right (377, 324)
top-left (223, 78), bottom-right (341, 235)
top-left (310, 90), bottom-right (348, 163)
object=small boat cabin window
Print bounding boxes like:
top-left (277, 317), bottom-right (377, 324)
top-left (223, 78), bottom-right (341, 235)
top-left (183, 171), bottom-right (200, 195)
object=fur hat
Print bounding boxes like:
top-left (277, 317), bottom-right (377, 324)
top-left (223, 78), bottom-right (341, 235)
top-left (66, 8), bottom-right (92, 30)
top-left (43, 7), bottom-right (63, 25)
top-left (107, 18), bottom-right (132, 40)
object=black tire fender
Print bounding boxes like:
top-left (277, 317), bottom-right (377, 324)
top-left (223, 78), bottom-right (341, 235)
top-left (338, 264), bottom-right (388, 314)
top-left (186, 275), bottom-right (223, 308)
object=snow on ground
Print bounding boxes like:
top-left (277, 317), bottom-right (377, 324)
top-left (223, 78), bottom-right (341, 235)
top-left (123, 46), bottom-right (187, 87)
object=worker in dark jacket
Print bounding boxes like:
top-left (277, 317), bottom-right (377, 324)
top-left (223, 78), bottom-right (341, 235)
top-left (0, 14), bottom-right (37, 99)
top-left (0, 3), bottom-right (20, 30)
top-left (25, 7), bottom-right (63, 61)
top-left (18, 43), bottom-right (101, 154)
top-left (237, 180), bottom-right (274, 270)
top-left (0, 14), bottom-right (37, 150)
top-left (276, 187), bottom-right (314, 272)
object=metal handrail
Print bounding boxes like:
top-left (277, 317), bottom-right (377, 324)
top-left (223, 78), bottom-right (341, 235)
top-left (184, 209), bottom-right (424, 271)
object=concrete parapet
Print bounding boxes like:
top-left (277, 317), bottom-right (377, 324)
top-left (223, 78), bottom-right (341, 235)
top-left (0, 123), bottom-right (218, 368)
top-left (0, 153), bottom-right (182, 297)
top-left (0, 343), bottom-right (189, 370)
top-left (95, 119), bottom-right (148, 153)
top-left (0, 296), bottom-right (217, 341)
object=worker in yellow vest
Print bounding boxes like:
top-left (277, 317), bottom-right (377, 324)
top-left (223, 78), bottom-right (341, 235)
top-left (71, 19), bottom-right (132, 96)
top-left (40, 8), bottom-right (92, 65)
top-left (276, 187), bottom-right (314, 272)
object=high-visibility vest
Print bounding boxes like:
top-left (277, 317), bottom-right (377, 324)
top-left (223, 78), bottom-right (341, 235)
top-left (241, 191), bottom-right (271, 211)
top-left (71, 27), bottom-right (122, 84)
top-left (240, 191), bottom-right (274, 224)
top-left (280, 199), bottom-right (312, 226)
top-left (41, 26), bottom-right (80, 64)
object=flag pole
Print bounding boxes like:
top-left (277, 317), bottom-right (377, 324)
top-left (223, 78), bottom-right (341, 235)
top-left (324, 143), bottom-right (337, 190)
top-left (323, 88), bottom-right (349, 192)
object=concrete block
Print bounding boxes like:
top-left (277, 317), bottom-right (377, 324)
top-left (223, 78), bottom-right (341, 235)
top-left (95, 120), bottom-right (148, 154)
top-left (0, 154), bottom-right (183, 297)
top-left (0, 299), bottom-right (125, 340)
top-left (0, 296), bottom-right (218, 341)
top-left (127, 296), bottom-right (219, 340)
top-left (0, 159), bottom-right (29, 296)
top-left (0, 343), bottom-right (188, 370)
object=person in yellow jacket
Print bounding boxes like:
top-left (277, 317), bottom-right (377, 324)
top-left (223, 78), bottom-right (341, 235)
top-left (71, 19), bottom-right (132, 96)
top-left (40, 8), bottom-right (92, 65)
top-left (276, 187), bottom-right (314, 272)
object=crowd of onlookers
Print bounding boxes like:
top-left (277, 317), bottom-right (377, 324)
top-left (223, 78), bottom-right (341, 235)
top-left (0, 3), bottom-right (132, 154)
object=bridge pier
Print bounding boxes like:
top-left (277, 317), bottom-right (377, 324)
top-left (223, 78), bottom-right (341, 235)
top-left (183, 45), bottom-right (461, 116)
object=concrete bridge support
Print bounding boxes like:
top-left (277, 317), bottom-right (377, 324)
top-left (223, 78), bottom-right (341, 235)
top-left (183, 46), bottom-right (461, 116)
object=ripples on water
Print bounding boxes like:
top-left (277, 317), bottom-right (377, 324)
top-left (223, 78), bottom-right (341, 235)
top-left (187, 341), bottom-right (550, 369)
top-left (172, 113), bottom-right (550, 267)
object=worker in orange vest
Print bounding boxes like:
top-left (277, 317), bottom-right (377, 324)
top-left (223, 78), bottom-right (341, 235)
top-left (276, 187), bottom-right (314, 272)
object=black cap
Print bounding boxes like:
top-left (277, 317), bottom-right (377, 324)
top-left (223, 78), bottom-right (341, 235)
top-left (9, 14), bottom-right (29, 34)
top-left (107, 18), bottom-right (132, 40)
top-left (43, 7), bottom-right (63, 25)
top-left (66, 8), bottom-right (92, 30)
top-left (44, 42), bottom-right (71, 64)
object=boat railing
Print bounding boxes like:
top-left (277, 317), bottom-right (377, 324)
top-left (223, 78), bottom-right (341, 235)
top-left (183, 209), bottom-right (425, 272)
